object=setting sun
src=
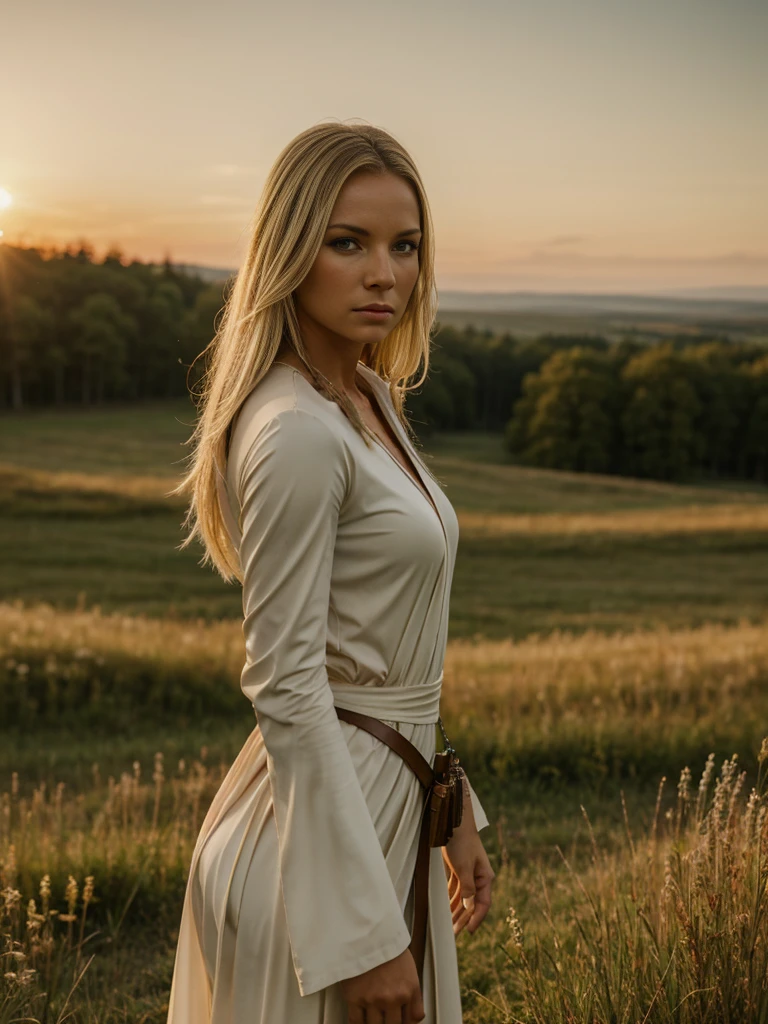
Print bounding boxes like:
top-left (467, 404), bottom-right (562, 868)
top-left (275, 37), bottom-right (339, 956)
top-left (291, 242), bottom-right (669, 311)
top-left (0, 188), bottom-right (12, 210)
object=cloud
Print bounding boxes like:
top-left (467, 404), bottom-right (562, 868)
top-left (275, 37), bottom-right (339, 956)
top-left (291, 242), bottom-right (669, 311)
top-left (493, 249), bottom-right (768, 269)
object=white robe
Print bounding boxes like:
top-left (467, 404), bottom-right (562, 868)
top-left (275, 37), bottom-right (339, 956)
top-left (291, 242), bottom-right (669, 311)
top-left (166, 360), bottom-right (489, 1023)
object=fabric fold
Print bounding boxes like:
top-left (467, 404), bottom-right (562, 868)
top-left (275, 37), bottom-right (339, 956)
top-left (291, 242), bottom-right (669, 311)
top-left (235, 408), bottom-right (412, 995)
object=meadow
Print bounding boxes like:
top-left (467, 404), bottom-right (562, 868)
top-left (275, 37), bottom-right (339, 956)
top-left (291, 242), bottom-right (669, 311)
top-left (1, 398), bottom-right (767, 1022)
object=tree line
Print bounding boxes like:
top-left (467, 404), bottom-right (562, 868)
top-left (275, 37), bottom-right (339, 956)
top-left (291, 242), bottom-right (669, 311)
top-left (1, 242), bottom-right (766, 483)
top-left (408, 329), bottom-right (768, 483)
top-left (0, 242), bottom-right (217, 409)
top-left (506, 341), bottom-right (768, 483)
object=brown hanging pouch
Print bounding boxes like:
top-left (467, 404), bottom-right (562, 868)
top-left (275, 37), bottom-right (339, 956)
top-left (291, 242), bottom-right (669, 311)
top-left (427, 717), bottom-right (465, 847)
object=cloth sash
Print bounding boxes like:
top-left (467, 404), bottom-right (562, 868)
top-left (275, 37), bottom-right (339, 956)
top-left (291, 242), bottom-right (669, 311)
top-left (328, 672), bottom-right (443, 725)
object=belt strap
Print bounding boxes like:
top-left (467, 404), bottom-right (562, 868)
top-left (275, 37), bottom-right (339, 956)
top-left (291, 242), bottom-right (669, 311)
top-left (335, 706), bottom-right (435, 990)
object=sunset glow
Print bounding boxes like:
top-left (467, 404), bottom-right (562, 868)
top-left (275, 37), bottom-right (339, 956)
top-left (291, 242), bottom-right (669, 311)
top-left (1, 1), bottom-right (765, 293)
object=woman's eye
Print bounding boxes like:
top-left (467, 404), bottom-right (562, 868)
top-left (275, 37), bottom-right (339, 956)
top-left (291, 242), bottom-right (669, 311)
top-left (330, 237), bottom-right (359, 252)
top-left (329, 237), bottom-right (420, 254)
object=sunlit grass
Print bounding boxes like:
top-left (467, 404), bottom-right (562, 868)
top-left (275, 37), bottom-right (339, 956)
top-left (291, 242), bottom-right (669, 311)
top-left (457, 503), bottom-right (768, 537)
top-left (3, 600), bottom-right (767, 788)
top-left (1, 746), bottom-right (226, 1023)
top-left (462, 743), bottom-right (768, 1023)
top-left (2, 718), bottom-right (766, 1019)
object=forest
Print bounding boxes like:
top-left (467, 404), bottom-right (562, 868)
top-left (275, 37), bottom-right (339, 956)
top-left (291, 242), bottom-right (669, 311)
top-left (2, 241), bottom-right (767, 483)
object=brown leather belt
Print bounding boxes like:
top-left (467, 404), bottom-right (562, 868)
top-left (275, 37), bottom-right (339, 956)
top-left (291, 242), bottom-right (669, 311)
top-left (335, 706), bottom-right (436, 989)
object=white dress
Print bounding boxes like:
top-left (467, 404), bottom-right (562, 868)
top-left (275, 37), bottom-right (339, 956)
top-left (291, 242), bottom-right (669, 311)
top-left (166, 360), bottom-right (489, 1024)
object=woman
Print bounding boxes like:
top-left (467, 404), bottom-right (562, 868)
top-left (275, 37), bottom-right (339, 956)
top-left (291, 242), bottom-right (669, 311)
top-left (166, 121), bottom-right (495, 1024)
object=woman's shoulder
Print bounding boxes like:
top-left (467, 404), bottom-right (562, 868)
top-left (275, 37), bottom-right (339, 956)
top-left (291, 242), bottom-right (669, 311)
top-left (228, 363), bottom-right (349, 488)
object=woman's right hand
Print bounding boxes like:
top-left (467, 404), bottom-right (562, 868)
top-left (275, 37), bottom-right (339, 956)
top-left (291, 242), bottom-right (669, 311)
top-left (339, 946), bottom-right (425, 1023)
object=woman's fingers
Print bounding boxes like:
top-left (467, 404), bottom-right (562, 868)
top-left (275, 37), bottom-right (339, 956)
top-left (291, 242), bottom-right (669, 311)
top-left (447, 874), bottom-right (464, 918)
top-left (447, 871), bottom-right (473, 930)
top-left (446, 866), bottom-right (484, 935)
top-left (466, 875), bottom-right (493, 934)
top-left (452, 901), bottom-right (473, 935)
top-left (447, 871), bottom-right (461, 901)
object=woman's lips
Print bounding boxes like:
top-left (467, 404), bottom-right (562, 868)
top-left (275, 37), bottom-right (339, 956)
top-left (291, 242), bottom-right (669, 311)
top-left (354, 309), bottom-right (393, 320)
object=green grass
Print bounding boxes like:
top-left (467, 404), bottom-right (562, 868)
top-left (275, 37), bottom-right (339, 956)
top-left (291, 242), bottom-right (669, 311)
top-left (450, 529), bottom-right (768, 639)
top-left (1, 403), bottom-right (767, 638)
top-left (0, 399), bottom-right (197, 476)
top-left (427, 436), bottom-right (768, 513)
top-left (3, 514), bottom-right (768, 636)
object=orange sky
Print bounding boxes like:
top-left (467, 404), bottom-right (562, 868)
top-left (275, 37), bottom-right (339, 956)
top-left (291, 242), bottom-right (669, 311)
top-left (1, 0), bottom-right (766, 293)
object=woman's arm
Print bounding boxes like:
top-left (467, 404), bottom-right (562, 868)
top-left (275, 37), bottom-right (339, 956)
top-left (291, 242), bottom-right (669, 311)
top-left (235, 408), bottom-right (411, 996)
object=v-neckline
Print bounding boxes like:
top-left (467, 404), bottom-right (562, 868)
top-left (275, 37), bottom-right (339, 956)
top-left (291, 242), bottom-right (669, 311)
top-left (357, 371), bottom-right (443, 525)
top-left (272, 359), bottom-right (445, 533)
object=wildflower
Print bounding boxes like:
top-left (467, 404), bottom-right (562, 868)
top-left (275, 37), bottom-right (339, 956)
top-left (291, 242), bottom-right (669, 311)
top-left (677, 766), bottom-right (692, 804)
top-left (2, 886), bottom-right (22, 914)
top-left (697, 753), bottom-right (716, 814)
top-left (505, 905), bottom-right (524, 951)
top-left (65, 875), bottom-right (78, 916)
top-left (26, 897), bottom-right (44, 925)
top-left (744, 788), bottom-right (759, 838)
top-left (660, 853), bottom-right (676, 921)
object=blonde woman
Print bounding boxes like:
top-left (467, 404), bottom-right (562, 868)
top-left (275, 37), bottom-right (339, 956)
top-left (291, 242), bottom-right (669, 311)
top-left (166, 121), bottom-right (495, 1024)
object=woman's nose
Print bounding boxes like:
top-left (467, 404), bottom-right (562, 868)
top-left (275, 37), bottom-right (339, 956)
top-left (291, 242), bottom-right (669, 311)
top-left (363, 247), bottom-right (397, 289)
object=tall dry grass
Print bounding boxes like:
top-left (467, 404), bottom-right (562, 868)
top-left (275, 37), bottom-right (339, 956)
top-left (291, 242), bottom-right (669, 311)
top-left (0, 747), bottom-right (228, 1022)
top-left (441, 618), bottom-right (768, 784)
top-left (473, 741), bottom-right (768, 1023)
top-left (3, 739), bottom-right (767, 1021)
top-left (3, 600), bottom-right (768, 784)
top-left (3, 601), bottom-right (768, 1019)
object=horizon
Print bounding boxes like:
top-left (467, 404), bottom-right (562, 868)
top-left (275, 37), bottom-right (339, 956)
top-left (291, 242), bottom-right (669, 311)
top-left (5, 240), bottom-right (768, 304)
top-left (1, 0), bottom-right (766, 295)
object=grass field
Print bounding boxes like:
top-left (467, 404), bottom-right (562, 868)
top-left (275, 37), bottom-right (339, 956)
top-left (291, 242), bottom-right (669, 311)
top-left (2, 401), bottom-right (768, 637)
top-left (1, 400), bottom-right (767, 1022)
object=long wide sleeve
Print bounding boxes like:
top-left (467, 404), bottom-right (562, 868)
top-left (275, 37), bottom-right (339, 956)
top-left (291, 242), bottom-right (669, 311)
top-left (234, 408), bottom-right (412, 997)
top-left (465, 777), bottom-right (489, 832)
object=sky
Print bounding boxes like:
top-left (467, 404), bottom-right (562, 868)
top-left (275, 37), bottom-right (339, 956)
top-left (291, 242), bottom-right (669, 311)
top-left (1, 0), bottom-right (766, 294)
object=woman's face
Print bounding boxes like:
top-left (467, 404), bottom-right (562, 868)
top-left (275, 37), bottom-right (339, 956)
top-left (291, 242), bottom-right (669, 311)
top-left (294, 169), bottom-right (422, 348)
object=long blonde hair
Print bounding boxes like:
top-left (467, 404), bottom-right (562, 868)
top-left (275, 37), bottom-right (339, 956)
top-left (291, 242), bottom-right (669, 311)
top-left (168, 120), bottom-right (439, 583)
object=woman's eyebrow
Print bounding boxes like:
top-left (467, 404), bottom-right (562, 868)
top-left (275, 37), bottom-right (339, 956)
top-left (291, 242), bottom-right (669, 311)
top-left (327, 223), bottom-right (422, 237)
